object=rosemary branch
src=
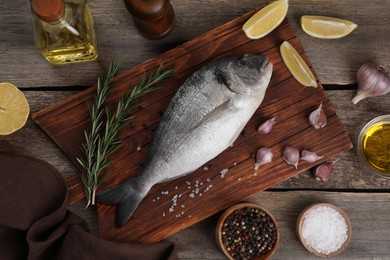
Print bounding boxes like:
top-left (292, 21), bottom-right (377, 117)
top-left (77, 59), bottom-right (174, 207)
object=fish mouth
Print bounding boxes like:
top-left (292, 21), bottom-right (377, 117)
top-left (260, 57), bottom-right (272, 72)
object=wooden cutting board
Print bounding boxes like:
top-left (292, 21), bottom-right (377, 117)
top-left (32, 9), bottom-right (352, 243)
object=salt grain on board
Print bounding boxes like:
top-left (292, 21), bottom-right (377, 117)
top-left (220, 168), bottom-right (229, 178)
top-left (301, 206), bottom-right (348, 255)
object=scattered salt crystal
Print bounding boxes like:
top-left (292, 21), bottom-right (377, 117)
top-left (157, 197), bottom-right (160, 200)
top-left (233, 162), bottom-right (237, 166)
top-left (186, 181), bottom-right (191, 185)
top-left (152, 199), bottom-right (156, 202)
top-left (162, 212), bottom-right (166, 217)
top-left (253, 173), bottom-right (258, 176)
top-left (187, 186), bottom-right (191, 189)
top-left (301, 206), bottom-right (348, 255)
top-left (203, 167), bottom-right (209, 171)
top-left (188, 215), bottom-right (192, 218)
top-left (137, 146), bottom-right (141, 151)
top-left (175, 186), bottom-right (178, 189)
top-left (199, 193), bottom-right (202, 196)
top-left (189, 193), bottom-right (195, 198)
top-left (207, 178), bottom-right (211, 182)
top-left (178, 194), bottom-right (182, 198)
top-left (200, 182), bottom-right (203, 186)
top-left (237, 178), bottom-right (242, 181)
top-left (181, 204), bottom-right (185, 208)
top-left (161, 191), bottom-right (169, 195)
top-left (220, 169), bottom-right (229, 178)
top-left (169, 208), bottom-right (174, 212)
top-left (176, 211), bottom-right (185, 218)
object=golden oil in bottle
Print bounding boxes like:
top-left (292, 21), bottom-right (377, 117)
top-left (30, 0), bottom-right (98, 65)
top-left (359, 116), bottom-right (390, 176)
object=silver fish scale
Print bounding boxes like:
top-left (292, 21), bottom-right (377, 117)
top-left (148, 62), bottom-right (233, 160)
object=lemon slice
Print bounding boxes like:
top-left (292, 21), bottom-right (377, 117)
top-left (280, 41), bottom-right (318, 88)
top-left (243, 0), bottom-right (289, 39)
top-left (0, 82), bottom-right (30, 135)
top-left (301, 16), bottom-right (358, 39)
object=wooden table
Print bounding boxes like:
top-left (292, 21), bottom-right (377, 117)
top-left (1, 0), bottom-right (389, 258)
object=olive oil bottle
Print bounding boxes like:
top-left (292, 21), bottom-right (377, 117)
top-left (30, 0), bottom-right (98, 65)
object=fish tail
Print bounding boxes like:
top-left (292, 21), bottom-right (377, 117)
top-left (97, 178), bottom-right (148, 227)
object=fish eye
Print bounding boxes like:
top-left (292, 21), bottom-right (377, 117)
top-left (238, 58), bottom-right (248, 66)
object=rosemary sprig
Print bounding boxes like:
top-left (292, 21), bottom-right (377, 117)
top-left (77, 59), bottom-right (174, 207)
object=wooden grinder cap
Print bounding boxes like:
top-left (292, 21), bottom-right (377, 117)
top-left (31, 0), bottom-right (64, 22)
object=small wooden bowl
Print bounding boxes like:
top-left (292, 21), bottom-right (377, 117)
top-left (216, 203), bottom-right (280, 260)
top-left (296, 203), bottom-right (352, 257)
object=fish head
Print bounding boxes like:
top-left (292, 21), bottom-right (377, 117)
top-left (228, 54), bottom-right (273, 96)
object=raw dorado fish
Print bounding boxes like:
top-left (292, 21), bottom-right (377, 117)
top-left (97, 54), bottom-right (273, 227)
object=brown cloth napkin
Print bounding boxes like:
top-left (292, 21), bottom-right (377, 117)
top-left (0, 153), bottom-right (178, 260)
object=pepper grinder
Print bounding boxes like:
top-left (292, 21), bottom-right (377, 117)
top-left (123, 0), bottom-right (175, 40)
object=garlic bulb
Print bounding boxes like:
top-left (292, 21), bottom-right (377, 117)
top-left (283, 146), bottom-right (300, 169)
top-left (257, 117), bottom-right (276, 135)
top-left (254, 147), bottom-right (273, 170)
top-left (352, 63), bottom-right (390, 104)
top-left (308, 103), bottom-right (327, 129)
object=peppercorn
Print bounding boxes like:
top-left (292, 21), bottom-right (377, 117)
top-left (221, 207), bottom-right (277, 259)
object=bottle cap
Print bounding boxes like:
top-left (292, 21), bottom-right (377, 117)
top-left (30, 0), bottom-right (64, 22)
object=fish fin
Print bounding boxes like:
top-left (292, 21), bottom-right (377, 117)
top-left (190, 100), bottom-right (236, 132)
top-left (115, 194), bottom-right (144, 227)
top-left (97, 179), bottom-right (147, 227)
top-left (228, 121), bottom-right (247, 147)
top-left (96, 183), bottom-right (127, 205)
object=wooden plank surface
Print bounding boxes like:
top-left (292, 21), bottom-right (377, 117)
top-left (0, 0), bottom-right (389, 87)
top-left (0, 0), bottom-right (389, 258)
top-left (67, 191), bottom-right (390, 259)
top-left (168, 191), bottom-right (390, 259)
top-left (31, 11), bottom-right (352, 242)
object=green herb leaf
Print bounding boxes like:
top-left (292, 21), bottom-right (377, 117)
top-left (77, 59), bottom-right (174, 207)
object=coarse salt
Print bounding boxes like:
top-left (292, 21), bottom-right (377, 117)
top-left (220, 168), bottom-right (229, 178)
top-left (301, 206), bottom-right (348, 255)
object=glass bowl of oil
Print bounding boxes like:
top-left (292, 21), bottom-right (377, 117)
top-left (357, 115), bottom-right (390, 178)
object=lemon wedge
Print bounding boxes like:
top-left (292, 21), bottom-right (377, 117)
top-left (243, 0), bottom-right (289, 39)
top-left (280, 41), bottom-right (318, 88)
top-left (301, 16), bottom-right (358, 39)
top-left (0, 82), bottom-right (30, 135)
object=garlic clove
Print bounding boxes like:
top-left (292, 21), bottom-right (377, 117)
top-left (257, 117), bottom-right (276, 135)
top-left (301, 150), bottom-right (323, 163)
top-left (254, 147), bottom-right (273, 170)
top-left (352, 63), bottom-right (390, 104)
top-left (308, 103), bottom-right (327, 129)
top-left (282, 146), bottom-right (300, 169)
top-left (312, 161), bottom-right (336, 182)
